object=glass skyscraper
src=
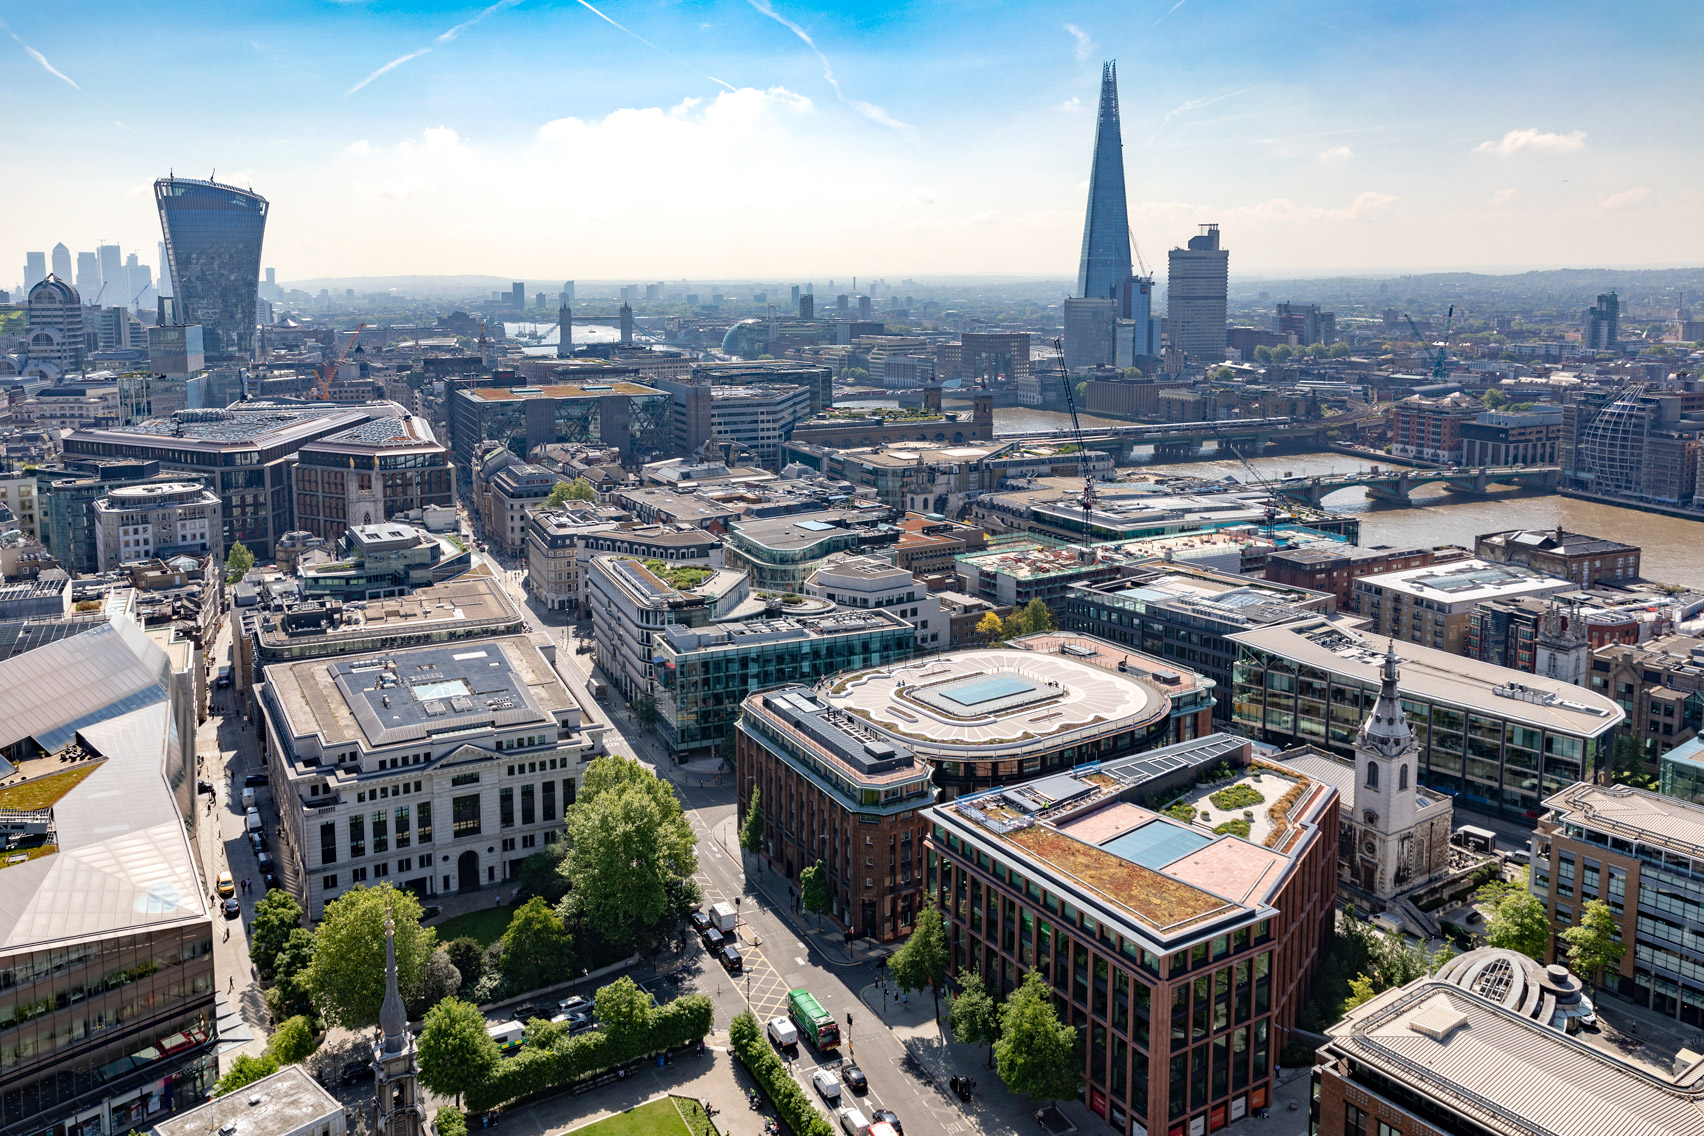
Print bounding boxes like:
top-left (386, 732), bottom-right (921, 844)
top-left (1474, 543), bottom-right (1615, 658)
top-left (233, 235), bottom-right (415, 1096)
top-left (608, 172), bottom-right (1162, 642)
top-left (154, 177), bottom-right (268, 360)
top-left (1076, 61), bottom-right (1133, 302)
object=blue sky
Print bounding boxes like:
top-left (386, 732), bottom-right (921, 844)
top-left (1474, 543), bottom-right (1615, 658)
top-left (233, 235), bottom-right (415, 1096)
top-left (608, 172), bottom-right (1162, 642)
top-left (5, 0), bottom-right (1702, 285)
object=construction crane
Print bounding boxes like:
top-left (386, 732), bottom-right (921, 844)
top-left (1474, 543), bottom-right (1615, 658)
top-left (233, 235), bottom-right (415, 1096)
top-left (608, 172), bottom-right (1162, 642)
top-left (1404, 305), bottom-right (1455, 383)
top-left (1052, 336), bottom-right (1100, 551)
top-left (1223, 440), bottom-right (1282, 539)
top-left (312, 323), bottom-right (367, 400)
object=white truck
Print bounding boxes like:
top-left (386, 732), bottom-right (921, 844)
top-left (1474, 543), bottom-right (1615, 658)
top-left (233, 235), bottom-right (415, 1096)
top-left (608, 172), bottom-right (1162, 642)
top-left (766, 1016), bottom-right (798, 1051)
top-left (711, 901), bottom-right (738, 933)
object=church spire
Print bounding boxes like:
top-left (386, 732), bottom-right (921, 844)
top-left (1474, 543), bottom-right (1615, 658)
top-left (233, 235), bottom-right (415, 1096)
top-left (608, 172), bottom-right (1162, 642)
top-left (380, 914), bottom-right (408, 1055)
top-left (1358, 640), bottom-right (1415, 756)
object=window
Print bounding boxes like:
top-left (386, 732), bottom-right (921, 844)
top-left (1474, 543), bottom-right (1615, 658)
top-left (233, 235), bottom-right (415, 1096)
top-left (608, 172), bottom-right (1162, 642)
top-left (1366, 763), bottom-right (1379, 789)
top-left (543, 779), bottom-right (556, 821)
top-left (451, 772), bottom-right (480, 787)
top-left (417, 800), bottom-right (432, 843)
top-left (453, 794), bottom-right (482, 837)
top-left (521, 784), bottom-right (536, 826)
top-left (395, 805), bottom-right (411, 849)
top-left (322, 874), bottom-right (337, 891)
top-left (1344, 1102), bottom-right (1370, 1136)
top-left (372, 810), bottom-right (389, 854)
top-left (320, 821), bottom-right (337, 866)
top-left (1398, 765), bottom-right (1408, 790)
top-left (563, 778), bottom-right (577, 806)
top-left (500, 787), bottom-right (515, 828)
top-left (1378, 1123), bottom-right (1402, 1136)
top-left (349, 814), bottom-right (366, 858)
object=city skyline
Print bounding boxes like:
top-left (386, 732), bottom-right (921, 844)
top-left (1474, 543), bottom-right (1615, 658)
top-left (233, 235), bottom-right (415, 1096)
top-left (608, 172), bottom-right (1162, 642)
top-left (3, 0), bottom-right (1702, 284)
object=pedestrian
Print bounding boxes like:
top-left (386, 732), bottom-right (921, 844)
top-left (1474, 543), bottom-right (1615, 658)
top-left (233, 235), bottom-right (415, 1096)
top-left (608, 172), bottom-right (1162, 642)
top-left (902, 990), bottom-right (908, 1008)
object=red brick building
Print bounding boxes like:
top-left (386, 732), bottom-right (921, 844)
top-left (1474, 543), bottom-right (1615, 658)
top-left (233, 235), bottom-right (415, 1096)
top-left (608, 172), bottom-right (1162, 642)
top-left (1263, 545), bottom-right (1467, 607)
top-left (1388, 393), bottom-right (1480, 463)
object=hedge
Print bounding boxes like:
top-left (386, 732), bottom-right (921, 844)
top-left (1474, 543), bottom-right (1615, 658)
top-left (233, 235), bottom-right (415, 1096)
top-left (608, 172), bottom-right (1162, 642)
top-left (728, 1012), bottom-right (834, 1136)
top-left (434, 1108), bottom-right (467, 1136)
top-left (465, 994), bottom-right (713, 1112)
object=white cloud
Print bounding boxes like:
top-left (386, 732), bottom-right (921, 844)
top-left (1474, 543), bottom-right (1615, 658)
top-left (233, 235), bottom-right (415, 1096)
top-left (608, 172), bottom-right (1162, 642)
top-left (1060, 96), bottom-right (1081, 111)
top-left (1317, 146), bottom-right (1352, 164)
top-left (354, 177), bottom-right (433, 201)
top-left (1063, 24), bottom-right (1094, 62)
top-left (1474, 128), bottom-right (1586, 155)
top-left (344, 140), bottom-right (371, 156)
top-left (1599, 186), bottom-right (1654, 210)
top-left (1489, 187), bottom-right (1518, 206)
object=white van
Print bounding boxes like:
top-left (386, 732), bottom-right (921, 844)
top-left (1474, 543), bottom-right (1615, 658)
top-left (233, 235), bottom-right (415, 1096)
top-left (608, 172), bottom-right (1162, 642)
top-left (837, 1107), bottom-right (869, 1136)
top-left (241, 786), bottom-right (256, 808)
top-left (766, 1016), bottom-right (798, 1051)
top-left (486, 1020), bottom-right (525, 1055)
top-left (245, 807), bottom-right (262, 833)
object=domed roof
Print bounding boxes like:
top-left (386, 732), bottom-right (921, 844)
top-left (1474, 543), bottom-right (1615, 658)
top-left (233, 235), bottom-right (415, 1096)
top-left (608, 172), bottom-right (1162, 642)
top-left (721, 319), bottom-right (765, 357)
top-left (28, 274), bottom-right (79, 307)
top-left (1432, 946), bottom-right (1593, 1031)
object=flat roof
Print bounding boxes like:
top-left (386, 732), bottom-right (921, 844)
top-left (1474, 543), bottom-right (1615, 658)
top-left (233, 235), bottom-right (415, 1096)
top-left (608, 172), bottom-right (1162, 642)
top-left (1543, 782), bottom-right (1704, 859)
top-left (303, 414), bottom-right (442, 451)
top-left (268, 634), bottom-right (571, 750)
top-left (1326, 980), bottom-right (1704, 1136)
top-left (928, 733), bottom-right (1335, 945)
top-left (463, 381), bottom-right (661, 400)
top-left (77, 406), bottom-right (371, 447)
top-left (817, 647), bottom-right (1165, 757)
top-left (255, 570), bottom-right (523, 649)
top-left (1231, 616), bottom-right (1623, 737)
top-left (1357, 557), bottom-right (1571, 604)
top-left (154, 1065), bottom-right (340, 1136)
top-left (1009, 632), bottom-right (1209, 697)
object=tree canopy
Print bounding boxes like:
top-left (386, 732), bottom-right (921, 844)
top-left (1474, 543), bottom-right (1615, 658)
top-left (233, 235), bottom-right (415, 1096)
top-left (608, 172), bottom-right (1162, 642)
top-left (417, 997), bottom-right (499, 1104)
top-left (268, 1015), bottom-right (317, 1065)
top-left (305, 883), bottom-right (436, 1029)
top-left (975, 612), bottom-right (1005, 643)
top-left (994, 971), bottom-right (1080, 1108)
top-left (1475, 879), bottom-right (1550, 959)
top-left (499, 898), bottom-right (571, 992)
top-left (544, 478), bottom-right (596, 507)
top-left (1561, 899), bottom-right (1625, 994)
top-left (594, 975), bottom-right (655, 1043)
top-left (739, 786), bottom-right (764, 855)
top-left (563, 756), bottom-right (698, 949)
top-left (225, 542), bottom-right (255, 583)
top-left (249, 889), bottom-right (303, 980)
top-left (799, 860), bottom-right (832, 929)
top-left (950, 969), bottom-right (1001, 1067)
top-left (889, 905), bottom-right (948, 1019)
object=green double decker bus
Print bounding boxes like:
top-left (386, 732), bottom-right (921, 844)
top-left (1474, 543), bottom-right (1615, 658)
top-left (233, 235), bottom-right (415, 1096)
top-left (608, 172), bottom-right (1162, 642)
top-left (787, 988), bottom-right (839, 1051)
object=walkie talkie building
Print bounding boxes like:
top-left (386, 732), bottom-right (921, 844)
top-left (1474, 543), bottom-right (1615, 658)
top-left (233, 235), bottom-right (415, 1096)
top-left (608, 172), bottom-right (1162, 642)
top-left (154, 177), bottom-right (268, 360)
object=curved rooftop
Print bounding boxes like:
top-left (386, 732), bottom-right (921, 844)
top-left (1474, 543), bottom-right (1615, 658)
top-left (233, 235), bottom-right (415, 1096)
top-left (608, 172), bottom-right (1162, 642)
top-left (816, 647), bottom-right (1166, 757)
top-left (1432, 946), bottom-right (1594, 1031)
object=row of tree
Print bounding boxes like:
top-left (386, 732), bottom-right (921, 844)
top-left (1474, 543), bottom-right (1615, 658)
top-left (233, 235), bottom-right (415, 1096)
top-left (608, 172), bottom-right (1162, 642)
top-left (973, 599), bottom-right (1057, 646)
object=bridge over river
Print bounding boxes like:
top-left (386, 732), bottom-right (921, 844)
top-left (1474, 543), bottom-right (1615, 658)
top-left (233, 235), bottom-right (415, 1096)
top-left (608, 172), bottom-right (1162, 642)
top-left (994, 408), bottom-right (1380, 456)
top-left (1269, 464), bottom-right (1562, 506)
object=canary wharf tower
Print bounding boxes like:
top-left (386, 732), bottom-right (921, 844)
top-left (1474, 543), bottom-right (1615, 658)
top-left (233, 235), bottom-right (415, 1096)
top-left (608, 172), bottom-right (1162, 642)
top-left (155, 177), bottom-right (268, 360)
top-left (1076, 62), bottom-right (1134, 302)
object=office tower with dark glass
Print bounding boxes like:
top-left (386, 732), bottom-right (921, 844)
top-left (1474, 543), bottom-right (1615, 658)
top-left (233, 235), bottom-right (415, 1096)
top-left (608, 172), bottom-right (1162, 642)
top-left (154, 177), bottom-right (269, 360)
top-left (1077, 61), bottom-right (1134, 303)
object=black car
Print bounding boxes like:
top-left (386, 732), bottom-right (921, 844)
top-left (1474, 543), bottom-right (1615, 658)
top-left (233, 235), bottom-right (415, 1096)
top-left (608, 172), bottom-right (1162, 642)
top-left (341, 1061), bottom-right (376, 1085)
top-left (196, 780), bottom-right (214, 795)
top-left (244, 773), bottom-right (267, 788)
top-left (704, 927), bottom-right (725, 951)
top-left (262, 870), bottom-right (279, 890)
top-left (256, 851), bottom-right (273, 873)
top-left (872, 1110), bottom-right (902, 1134)
top-left (221, 898), bottom-right (241, 920)
top-left (720, 944), bottom-right (743, 972)
top-left (688, 909), bottom-right (712, 935)
top-left (843, 1066), bottom-right (867, 1093)
top-left (248, 831), bottom-right (267, 855)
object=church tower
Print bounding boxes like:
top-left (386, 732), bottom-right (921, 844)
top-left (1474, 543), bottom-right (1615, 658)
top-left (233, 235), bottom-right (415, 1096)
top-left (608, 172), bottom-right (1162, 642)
top-left (557, 302), bottom-right (573, 360)
top-left (372, 917), bottom-right (425, 1136)
top-left (1355, 642), bottom-right (1419, 833)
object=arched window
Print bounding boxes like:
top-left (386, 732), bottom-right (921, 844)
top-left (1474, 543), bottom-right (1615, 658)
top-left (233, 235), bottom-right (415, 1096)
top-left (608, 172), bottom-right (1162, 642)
top-left (1366, 763), bottom-right (1379, 789)
top-left (1398, 765), bottom-right (1409, 790)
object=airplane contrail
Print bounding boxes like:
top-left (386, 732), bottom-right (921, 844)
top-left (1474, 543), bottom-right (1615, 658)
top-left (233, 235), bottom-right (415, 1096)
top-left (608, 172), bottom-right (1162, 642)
top-left (745, 0), bottom-right (907, 128)
top-left (346, 0), bottom-right (523, 97)
top-left (570, 0), bottom-right (735, 91)
top-left (1, 20), bottom-right (79, 88)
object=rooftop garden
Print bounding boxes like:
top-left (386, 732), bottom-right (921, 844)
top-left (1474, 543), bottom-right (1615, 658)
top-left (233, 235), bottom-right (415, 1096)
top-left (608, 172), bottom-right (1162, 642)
top-left (0, 762), bottom-right (103, 812)
top-left (818, 406), bottom-right (945, 421)
top-left (1008, 825), bottom-right (1229, 931)
top-left (638, 558), bottom-right (712, 590)
top-left (1166, 764), bottom-right (1307, 849)
top-left (0, 845), bottom-right (57, 872)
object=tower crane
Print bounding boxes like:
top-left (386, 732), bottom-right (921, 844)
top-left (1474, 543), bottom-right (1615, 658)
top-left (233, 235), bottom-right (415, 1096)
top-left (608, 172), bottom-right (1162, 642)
top-left (313, 323), bottom-right (367, 400)
top-left (1053, 336), bottom-right (1100, 551)
top-left (1223, 440), bottom-right (1282, 540)
top-left (1404, 305), bottom-right (1455, 383)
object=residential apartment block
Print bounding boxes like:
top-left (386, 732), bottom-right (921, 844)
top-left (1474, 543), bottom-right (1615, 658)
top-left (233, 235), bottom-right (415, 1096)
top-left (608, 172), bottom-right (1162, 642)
top-left (1351, 558), bottom-right (1575, 655)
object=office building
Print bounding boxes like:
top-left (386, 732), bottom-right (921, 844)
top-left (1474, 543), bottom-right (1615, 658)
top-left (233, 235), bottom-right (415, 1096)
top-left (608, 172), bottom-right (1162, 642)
top-left (1584, 291), bottom-right (1620, 350)
top-left (154, 177), bottom-right (269, 359)
top-left (477, 460), bottom-right (560, 556)
top-left (1475, 527), bottom-right (1641, 587)
top-left (1352, 558), bottom-right (1575, 655)
top-left (154, 1066), bottom-right (345, 1136)
top-left (528, 510), bottom-right (723, 616)
top-left (259, 634), bottom-right (602, 917)
top-left (148, 322), bottom-right (206, 381)
top-left (291, 416), bottom-right (453, 542)
top-left (1309, 958), bottom-right (1691, 1136)
top-left (92, 481), bottom-right (223, 570)
top-left (1533, 782), bottom-right (1704, 1026)
top-left (724, 512), bottom-right (874, 591)
top-left (1228, 614), bottom-right (1623, 816)
top-left (1274, 302), bottom-right (1334, 346)
top-left (0, 473), bottom-right (39, 540)
top-left (799, 294), bottom-right (815, 319)
top-left (1267, 646), bottom-right (1456, 900)
top-left (961, 332), bottom-right (1032, 386)
top-left (1590, 634), bottom-right (1704, 760)
top-left (1064, 298), bottom-right (1119, 371)
top-left (65, 405), bottom-right (380, 553)
top-left (34, 458), bottom-right (194, 574)
top-left (804, 554), bottom-right (945, 649)
top-left (294, 523), bottom-right (470, 600)
top-left (1460, 405), bottom-right (1563, 465)
top-left (22, 250), bottom-right (47, 289)
top-left (586, 553), bottom-right (751, 707)
top-left (1263, 544), bottom-right (1465, 607)
top-left (925, 731), bottom-right (1337, 1134)
top-left (0, 620), bottom-right (217, 1136)
top-left (23, 274), bottom-right (85, 377)
top-left (448, 381), bottom-right (670, 470)
top-left (1465, 595), bottom-right (1593, 684)
top-left (1063, 565), bottom-right (1330, 713)
top-left (75, 251), bottom-right (100, 295)
top-left (1167, 225), bottom-right (1229, 363)
top-left (1077, 62), bottom-right (1134, 302)
top-left (1658, 735), bottom-right (1704, 805)
top-left (654, 608), bottom-right (914, 756)
top-left (650, 378), bottom-right (814, 466)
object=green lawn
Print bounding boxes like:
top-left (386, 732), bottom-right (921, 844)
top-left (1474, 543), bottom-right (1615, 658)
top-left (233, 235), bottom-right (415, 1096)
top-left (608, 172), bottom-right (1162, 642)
top-left (432, 904), bottom-right (519, 948)
top-left (573, 1098), bottom-right (691, 1136)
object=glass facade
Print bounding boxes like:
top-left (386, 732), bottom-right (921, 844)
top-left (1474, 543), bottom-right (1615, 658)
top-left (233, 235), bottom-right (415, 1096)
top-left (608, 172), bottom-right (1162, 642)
top-left (154, 179), bottom-right (267, 359)
top-left (450, 389), bottom-right (671, 469)
top-left (0, 925), bottom-right (217, 1136)
top-left (1232, 642), bottom-right (1607, 818)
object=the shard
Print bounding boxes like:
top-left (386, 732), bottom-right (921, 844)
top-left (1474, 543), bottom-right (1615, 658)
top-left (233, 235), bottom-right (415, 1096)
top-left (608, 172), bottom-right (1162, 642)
top-left (1076, 61), bottom-right (1133, 301)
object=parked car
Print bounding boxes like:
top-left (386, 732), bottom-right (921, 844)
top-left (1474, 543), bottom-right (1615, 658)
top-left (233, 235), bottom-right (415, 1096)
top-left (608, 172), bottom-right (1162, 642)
top-left (256, 851), bottom-right (273, 873)
top-left (688, 908), bottom-right (712, 935)
top-left (812, 1070), bottom-right (842, 1102)
top-left (843, 1066), bottom-right (867, 1094)
top-left (216, 871), bottom-right (234, 898)
top-left (244, 773), bottom-right (267, 788)
top-left (341, 1061), bottom-right (376, 1085)
top-left (703, 927), bottom-right (725, 952)
top-left (196, 780), bottom-right (214, 795)
top-left (558, 996), bottom-right (591, 1016)
top-left (249, 831), bottom-right (267, 855)
top-left (244, 808), bottom-right (261, 832)
top-left (766, 1017), bottom-right (798, 1052)
top-left (720, 944), bottom-right (743, 972)
top-left (871, 1110), bottom-right (902, 1135)
top-left (221, 898), bottom-right (241, 920)
top-left (262, 870), bottom-right (279, 889)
